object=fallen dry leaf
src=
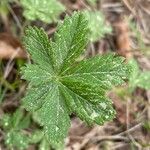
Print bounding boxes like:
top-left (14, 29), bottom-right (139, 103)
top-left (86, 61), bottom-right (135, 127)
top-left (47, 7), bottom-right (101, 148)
top-left (0, 33), bottom-right (26, 59)
top-left (113, 18), bottom-right (132, 59)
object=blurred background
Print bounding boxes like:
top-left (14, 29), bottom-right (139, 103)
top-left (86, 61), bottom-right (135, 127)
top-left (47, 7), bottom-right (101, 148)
top-left (0, 0), bottom-right (150, 149)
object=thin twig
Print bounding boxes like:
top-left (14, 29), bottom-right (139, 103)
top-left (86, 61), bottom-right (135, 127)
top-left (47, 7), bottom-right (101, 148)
top-left (7, 4), bottom-right (22, 32)
top-left (122, 0), bottom-right (136, 16)
top-left (4, 48), bottom-right (22, 79)
top-left (117, 123), bottom-right (142, 136)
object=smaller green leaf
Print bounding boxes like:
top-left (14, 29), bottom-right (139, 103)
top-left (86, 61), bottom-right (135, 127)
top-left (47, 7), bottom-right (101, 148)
top-left (128, 58), bottom-right (150, 90)
top-left (128, 58), bottom-right (140, 91)
top-left (1, 109), bottom-right (30, 131)
top-left (128, 58), bottom-right (139, 81)
top-left (5, 131), bottom-right (29, 150)
top-left (29, 130), bottom-right (44, 144)
top-left (39, 139), bottom-right (50, 150)
top-left (83, 10), bottom-right (112, 42)
top-left (0, 114), bottom-right (11, 129)
top-left (12, 109), bottom-right (24, 128)
top-left (32, 111), bottom-right (42, 125)
top-left (17, 114), bottom-right (31, 130)
top-left (20, 0), bottom-right (65, 23)
top-left (136, 72), bottom-right (150, 90)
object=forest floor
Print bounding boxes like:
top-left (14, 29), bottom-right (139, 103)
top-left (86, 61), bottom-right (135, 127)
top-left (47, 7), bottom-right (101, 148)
top-left (0, 0), bottom-right (150, 150)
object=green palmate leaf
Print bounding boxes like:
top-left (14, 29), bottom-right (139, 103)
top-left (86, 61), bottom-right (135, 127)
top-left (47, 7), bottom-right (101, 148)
top-left (83, 10), bottom-right (112, 42)
top-left (20, 0), bottom-right (65, 23)
top-left (21, 12), bottom-right (129, 144)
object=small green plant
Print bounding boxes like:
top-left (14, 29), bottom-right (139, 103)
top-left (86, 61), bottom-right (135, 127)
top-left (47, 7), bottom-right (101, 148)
top-left (30, 130), bottom-right (55, 150)
top-left (128, 58), bottom-right (150, 91)
top-left (83, 10), bottom-right (112, 42)
top-left (0, 109), bottom-right (52, 149)
top-left (0, 109), bottom-right (30, 149)
top-left (21, 12), bottom-right (129, 145)
top-left (20, 0), bottom-right (65, 23)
